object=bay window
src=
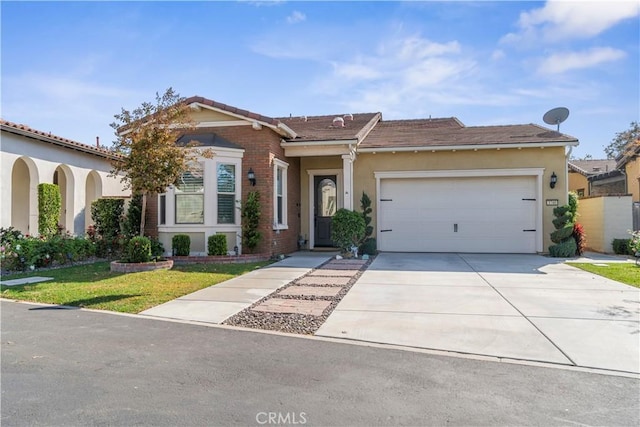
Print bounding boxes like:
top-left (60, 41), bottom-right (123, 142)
top-left (175, 163), bottom-right (204, 224)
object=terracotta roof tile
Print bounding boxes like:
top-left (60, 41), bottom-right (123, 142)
top-left (278, 113), bottom-right (381, 142)
top-left (360, 118), bottom-right (578, 149)
top-left (1, 119), bottom-right (120, 159)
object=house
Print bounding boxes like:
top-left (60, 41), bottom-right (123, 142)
top-left (0, 120), bottom-right (130, 236)
top-left (616, 140), bottom-right (640, 202)
top-left (144, 96), bottom-right (579, 256)
top-left (568, 159), bottom-right (624, 197)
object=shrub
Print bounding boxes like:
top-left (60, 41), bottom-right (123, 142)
top-left (125, 236), bottom-right (152, 263)
top-left (208, 234), bottom-right (228, 256)
top-left (91, 198), bottom-right (124, 238)
top-left (150, 238), bottom-right (165, 258)
top-left (573, 223), bottom-right (586, 256)
top-left (360, 237), bottom-right (377, 256)
top-left (331, 208), bottom-right (365, 252)
top-left (630, 231), bottom-right (640, 255)
top-left (612, 238), bottom-right (632, 255)
top-left (568, 191), bottom-right (579, 223)
top-left (123, 194), bottom-right (143, 238)
top-left (172, 234), bottom-right (190, 256)
top-left (549, 204), bottom-right (576, 257)
top-left (38, 183), bottom-right (61, 237)
top-left (242, 191), bottom-right (262, 253)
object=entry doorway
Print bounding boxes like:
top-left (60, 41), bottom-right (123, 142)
top-left (314, 175), bottom-right (337, 247)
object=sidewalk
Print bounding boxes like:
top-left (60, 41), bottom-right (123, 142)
top-left (140, 251), bottom-right (333, 324)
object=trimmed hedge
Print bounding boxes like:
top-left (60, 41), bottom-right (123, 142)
top-left (612, 239), bottom-right (632, 255)
top-left (208, 234), bottom-right (228, 256)
top-left (38, 183), bottom-right (61, 236)
top-left (172, 234), bottom-right (190, 256)
top-left (125, 236), bottom-right (152, 263)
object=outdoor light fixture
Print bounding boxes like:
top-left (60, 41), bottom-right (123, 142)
top-left (248, 168), bottom-right (256, 186)
top-left (550, 172), bottom-right (558, 189)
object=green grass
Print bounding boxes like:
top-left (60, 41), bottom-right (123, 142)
top-left (0, 261), bottom-right (271, 313)
top-left (568, 262), bottom-right (640, 288)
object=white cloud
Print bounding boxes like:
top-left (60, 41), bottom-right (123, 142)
top-left (502, 0), bottom-right (640, 44)
top-left (491, 49), bottom-right (505, 61)
top-left (286, 10), bottom-right (306, 24)
top-left (537, 47), bottom-right (626, 74)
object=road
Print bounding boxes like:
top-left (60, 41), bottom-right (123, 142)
top-left (1, 300), bottom-right (638, 426)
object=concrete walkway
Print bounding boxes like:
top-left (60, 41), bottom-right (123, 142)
top-left (316, 253), bottom-right (640, 374)
top-left (140, 252), bottom-right (332, 323)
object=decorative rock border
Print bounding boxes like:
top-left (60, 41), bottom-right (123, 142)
top-left (110, 259), bottom-right (174, 273)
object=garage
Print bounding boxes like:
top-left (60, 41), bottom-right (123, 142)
top-left (377, 173), bottom-right (540, 253)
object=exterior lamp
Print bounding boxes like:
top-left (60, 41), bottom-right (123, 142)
top-left (550, 172), bottom-right (557, 189)
top-left (248, 168), bottom-right (256, 186)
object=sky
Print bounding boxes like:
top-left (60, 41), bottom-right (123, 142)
top-left (1, 0), bottom-right (638, 158)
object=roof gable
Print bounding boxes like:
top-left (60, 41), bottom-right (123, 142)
top-left (568, 159), bottom-right (617, 176)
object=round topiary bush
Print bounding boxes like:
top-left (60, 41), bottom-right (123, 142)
top-left (125, 236), bottom-right (152, 263)
top-left (331, 208), bottom-right (365, 252)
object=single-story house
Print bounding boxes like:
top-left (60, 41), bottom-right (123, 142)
top-left (0, 120), bottom-right (130, 236)
top-left (568, 159), bottom-right (625, 197)
top-left (142, 96), bottom-right (579, 256)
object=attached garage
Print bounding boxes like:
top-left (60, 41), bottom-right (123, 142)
top-left (375, 169), bottom-right (543, 253)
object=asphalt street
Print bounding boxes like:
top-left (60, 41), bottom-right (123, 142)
top-left (2, 300), bottom-right (639, 426)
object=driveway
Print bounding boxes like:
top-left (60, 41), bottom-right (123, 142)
top-left (316, 253), bottom-right (640, 374)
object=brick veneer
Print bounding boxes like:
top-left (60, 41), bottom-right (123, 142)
top-left (145, 125), bottom-right (301, 256)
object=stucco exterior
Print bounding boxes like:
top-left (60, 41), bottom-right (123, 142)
top-left (578, 195), bottom-right (633, 253)
top-left (1, 125), bottom-right (129, 236)
top-left (624, 159), bottom-right (640, 202)
top-left (568, 170), bottom-right (588, 196)
top-left (351, 147), bottom-right (568, 253)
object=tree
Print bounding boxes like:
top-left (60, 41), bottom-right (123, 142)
top-left (110, 88), bottom-right (210, 236)
top-left (604, 121), bottom-right (639, 159)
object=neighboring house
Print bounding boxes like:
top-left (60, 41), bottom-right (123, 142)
top-left (144, 96), bottom-right (579, 256)
top-left (568, 159), bottom-right (624, 197)
top-left (616, 140), bottom-right (640, 202)
top-left (1, 120), bottom-right (130, 236)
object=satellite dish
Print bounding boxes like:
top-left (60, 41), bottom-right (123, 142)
top-left (543, 107), bottom-right (570, 132)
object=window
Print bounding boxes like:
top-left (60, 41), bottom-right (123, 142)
top-left (175, 163), bottom-right (204, 224)
top-left (577, 189), bottom-right (585, 197)
top-left (273, 159), bottom-right (288, 229)
top-left (217, 164), bottom-right (236, 224)
top-left (159, 195), bottom-right (166, 225)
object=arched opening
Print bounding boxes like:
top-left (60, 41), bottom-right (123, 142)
top-left (10, 156), bottom-right (39, 235)
top-left (53, 165), bottom-right (74, 234)
top-left (85, 171), bottom-right (102, 232)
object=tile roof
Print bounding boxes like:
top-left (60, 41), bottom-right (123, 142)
top-left (278, 113), bottom-right (381, 142)
top-left (360, 119), bottom-right (579, 149)
top-left (1, 119), bottom-right (120, 160)
top-left (568, 159), bottom-right (618, 176)
top-left (615, 139), bottom-right (640, 169)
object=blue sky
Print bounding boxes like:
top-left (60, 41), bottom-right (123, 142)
top-left (2, 1), bottom-right (638, 158)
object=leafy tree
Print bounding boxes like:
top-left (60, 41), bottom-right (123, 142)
top-left (604, 121), bottom-right (639, 159)
top-left (110, 88), bottom-right (211, 236)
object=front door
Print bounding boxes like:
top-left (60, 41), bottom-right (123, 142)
top-left (314, 175), bottom-right (337, 247)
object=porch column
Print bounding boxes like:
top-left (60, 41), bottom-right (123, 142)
top-left (342, 154), bottom-right (354, 210)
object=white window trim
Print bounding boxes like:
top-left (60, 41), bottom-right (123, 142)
top-left (273, 158), bottom-right (289, 230)
top-left (216, 162), bottom-right (238, 225)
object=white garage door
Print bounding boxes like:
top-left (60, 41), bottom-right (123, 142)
top-left (378, 176), bottom-right (538, 253)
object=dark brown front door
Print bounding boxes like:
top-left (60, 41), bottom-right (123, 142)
top-left (314, 175), bottom-right (337, 247)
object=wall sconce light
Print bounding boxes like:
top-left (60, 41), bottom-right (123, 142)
top-left (248, 168), bottom-right (256, 186)
top-left (550, 172), bottom-right (557, 189)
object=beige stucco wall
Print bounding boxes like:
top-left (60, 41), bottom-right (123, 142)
top-left (352, 146), bottom-right (568, 253)
top-left (625, 160), bottom-right (640, 202)
top-left (578, 195), bottom-right (632, 253)
top-left (568, 171), bottom-right (588, 196)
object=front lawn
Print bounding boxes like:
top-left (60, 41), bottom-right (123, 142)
top-left (567, 262), bottom-right (640, 288)
top-left (0, 261), bottom-right (271, 313)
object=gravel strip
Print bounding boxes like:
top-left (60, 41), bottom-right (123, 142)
top-left (223, 256), bottom-right (374, 335)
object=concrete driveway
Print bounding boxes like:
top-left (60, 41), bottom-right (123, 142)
top-left (316, 253), bottom-right (640, 374)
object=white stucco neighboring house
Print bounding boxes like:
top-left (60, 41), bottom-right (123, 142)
top-left (1, 119), bottom-right (130, 236)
